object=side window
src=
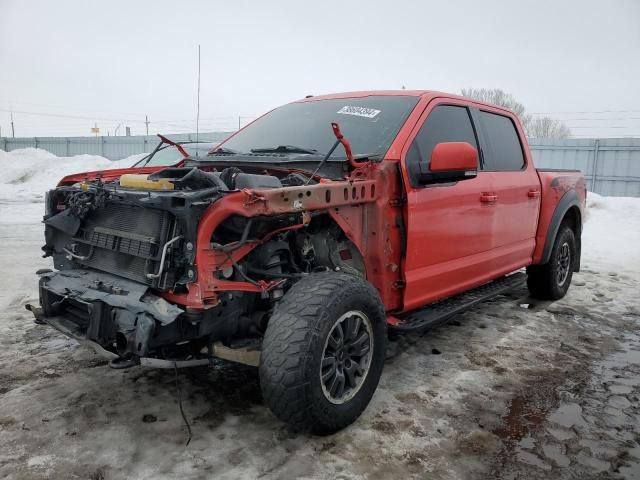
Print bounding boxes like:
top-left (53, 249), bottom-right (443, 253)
top-left (478, 111), bottom-right (525, 171)
top-left (406, 105), bottom-right (478, 187)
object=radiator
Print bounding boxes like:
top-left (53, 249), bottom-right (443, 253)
top-left (72, 203), bottom-right (176, 288)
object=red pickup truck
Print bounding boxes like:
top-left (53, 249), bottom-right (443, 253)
top-left (29, 90), bottom-right (586, 433)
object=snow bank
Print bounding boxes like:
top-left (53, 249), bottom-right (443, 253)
top-left (1, 148), bottom-right (142, 203)
top-left (0, 148), bottom-right (144, 224)
top-left (582, 192), bottom-right (640, 274)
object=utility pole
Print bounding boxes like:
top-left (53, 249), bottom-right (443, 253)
top-left (196, 44), bottom-right (201, 144)
top-left (145, 115), bottom-right (150, 136)
top-left (11, 112), bottom-right (15, 138)
top-left (238, 116), bottom-right (241, 131)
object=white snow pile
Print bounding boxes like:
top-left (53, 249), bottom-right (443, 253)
top-left (0, 148), bottom-right (142, 203)
top-left (582, 192), bottom-right (640, 274)
top-left (0, 148), bottom-right (143, 224)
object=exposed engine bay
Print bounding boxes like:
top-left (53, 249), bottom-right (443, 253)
top-left (35, 164), bottom-right (366, 364)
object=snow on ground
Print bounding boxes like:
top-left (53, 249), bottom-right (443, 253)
top-left (0, 149), bottom-right (640, 479)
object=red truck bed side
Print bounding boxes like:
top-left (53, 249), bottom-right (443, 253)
top-left (532, 169), bottom-right (587, 266)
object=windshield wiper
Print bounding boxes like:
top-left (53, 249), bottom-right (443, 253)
top-left (136, 140), bottom-right (164, 168)
top-left (250, 145), bottom-right (318, 155)
top-left (209, 147), bottom-right (241, 155)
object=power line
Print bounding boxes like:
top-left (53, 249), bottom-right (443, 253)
top-left (569, 134), bottom-right (640, 137)
top-left (0, 99), bottom-right (151, 118)
top-left (0, 108), bottom-right (258, 127)
top-left (567, 125), bottom-right (640, 128)
top-left (531, 109), bottom-right (640, 115)
top-left (0, 100), bottom-right (230, 124)
top-left (556, 117), bottom-right (640, 121)
top-left (0, 108), bottom-right (140, 123)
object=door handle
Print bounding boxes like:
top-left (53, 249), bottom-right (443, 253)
top-left (480, 193), bottom-right (497, 203)
top-left (528, 190), bottom-right (541, 198)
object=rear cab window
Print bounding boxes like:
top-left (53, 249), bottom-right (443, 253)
top-left (476, 111), bottom-right (525, 171)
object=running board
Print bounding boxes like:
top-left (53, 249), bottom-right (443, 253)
top-left (390, 273), bottom-right (527, 334)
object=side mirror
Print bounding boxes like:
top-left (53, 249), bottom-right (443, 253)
top-left (419, 142), bottom-right (479, 184)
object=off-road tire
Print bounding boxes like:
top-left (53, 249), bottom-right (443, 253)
top-left (259, 272), bottom-right (386, 434)
top-left (527, 223), bottom-right (576, 300)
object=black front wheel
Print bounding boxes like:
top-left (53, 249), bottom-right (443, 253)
top-left (259, 272), bottom-right (386, 434)
top-left (320, 309), bottom-right (374, 404)
top-left (527, 223), bottom-right (576, 300)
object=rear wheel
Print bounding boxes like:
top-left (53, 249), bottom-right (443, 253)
top-left (527, 223), bottom-right (576, 300)
top-left (259, 272), bottom-right (386, 434)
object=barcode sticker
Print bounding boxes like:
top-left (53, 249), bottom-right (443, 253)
top-left (336, 106), bottom-right (381, 118)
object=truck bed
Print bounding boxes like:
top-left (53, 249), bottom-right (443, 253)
top-left (532, 169), bottom-right (587, 265)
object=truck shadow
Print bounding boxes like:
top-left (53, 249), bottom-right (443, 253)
top-left (127, 359), bottom-right (264, 431)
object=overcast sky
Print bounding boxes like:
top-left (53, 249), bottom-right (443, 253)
top-left (1, 0), bottom-right (639, 138)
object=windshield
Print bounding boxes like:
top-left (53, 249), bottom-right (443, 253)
top-left (133, 143), bottom-right (215, 167)
top-left (219, 96), bottom-right (420, 158)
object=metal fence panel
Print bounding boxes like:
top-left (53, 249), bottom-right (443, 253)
top-left (2, 134), bottom-right (640, 197)
top-left (528, 138), bottom-right (640, 197)
top-left (69, 137), bottom-right (102, 157)
top-left (1, 132), bottom-right (232, 160)
top-left (528, 139), bottom-right (597, 185)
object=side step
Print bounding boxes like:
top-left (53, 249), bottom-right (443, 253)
top-left (390, 272), bottom-right (527, 334)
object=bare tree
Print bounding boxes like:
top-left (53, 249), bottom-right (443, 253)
top-left (460, 87), bottom-right (571, 138)
top-left (526, 116), bottom-right (571, 138)
top-left (460, 88), bottom-right (528, 118)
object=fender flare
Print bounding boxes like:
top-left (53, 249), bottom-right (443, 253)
top-left (539, 189), bottom-right (582, 266)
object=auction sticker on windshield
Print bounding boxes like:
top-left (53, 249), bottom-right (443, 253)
top-left (337, 106), bottom-right (381, 118)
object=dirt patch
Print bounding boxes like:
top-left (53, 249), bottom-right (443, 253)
top-left (371, 418), bottom-right (414, 434)
top-left (456, 430), bottom-right (503, 455)
top-left (394, 391), bottom-right (427, 405)
top-left (0, 416), bottom-right (17, 427)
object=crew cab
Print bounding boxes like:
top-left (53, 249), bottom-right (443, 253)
top-left (28, 91), bottom-right (586, 433)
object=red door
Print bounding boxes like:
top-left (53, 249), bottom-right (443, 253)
top-left (401, 101), bottom-right (500, 311)
top-left (472, 109), bottom-right (540, 272)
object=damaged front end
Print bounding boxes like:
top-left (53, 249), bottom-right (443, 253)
top-left (30, 270), bottom-right (183, 360)
top-left (29, 167), bottom-right (226, 366)
top-left (28, 131), bottom-right (397, 370)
